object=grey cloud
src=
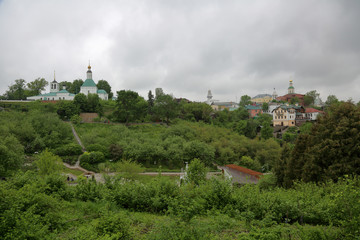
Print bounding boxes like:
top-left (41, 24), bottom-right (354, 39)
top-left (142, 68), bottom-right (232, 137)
top-left (0, 0), bottom-right (360, 103)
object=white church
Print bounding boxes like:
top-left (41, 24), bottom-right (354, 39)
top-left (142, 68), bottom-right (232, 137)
top-left (27, 64), bottom-right (108, 101)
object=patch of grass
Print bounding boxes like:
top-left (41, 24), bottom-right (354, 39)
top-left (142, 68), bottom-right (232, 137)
top-left (62, 165), bottom-right (84, 176)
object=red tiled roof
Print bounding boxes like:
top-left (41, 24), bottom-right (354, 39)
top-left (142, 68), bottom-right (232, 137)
top-left (225, 164), bottom-right (263, 179)
top-left (305, 108), bottom-right (324, 114)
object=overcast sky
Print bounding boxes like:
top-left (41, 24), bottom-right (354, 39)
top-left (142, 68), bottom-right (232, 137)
top-left (0, 0), bottom-right (359, 102)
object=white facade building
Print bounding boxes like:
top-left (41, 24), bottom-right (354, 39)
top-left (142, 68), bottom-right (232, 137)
top-left (27, 64), bottom-right (108, 101)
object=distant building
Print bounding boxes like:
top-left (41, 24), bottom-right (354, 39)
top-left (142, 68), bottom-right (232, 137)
top-left (211, 102), bottom-right (239, 111)
top-left (205, 90), bottom-right (238, 111)
top-left (245, 104), bottom-right (263, 118)
top-left (276, 80), bottom-right (305, 106)
top-left (27, 64), bottom-right (108, 101)
top-left (251, 94), bottom-right (272, 104)
top-left (272, 104), bottom-right (305, 127)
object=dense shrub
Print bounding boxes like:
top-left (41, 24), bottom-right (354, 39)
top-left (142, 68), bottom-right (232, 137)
top-left (53, 143), bottom-right (83, 156)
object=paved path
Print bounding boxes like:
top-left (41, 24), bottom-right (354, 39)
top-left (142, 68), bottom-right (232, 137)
top-left (69, 123), bottom-right (85, 167)
top-left (70, 123), bottom-right (86, 152)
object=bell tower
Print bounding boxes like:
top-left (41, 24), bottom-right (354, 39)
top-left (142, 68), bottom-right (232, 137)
top-left (50, 70), bottom-right (59, 92)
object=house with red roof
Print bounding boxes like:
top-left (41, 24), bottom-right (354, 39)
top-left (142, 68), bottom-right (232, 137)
top-left (304, 108), bottom-right (324, 121)
top-left (221, 164), bottom-right (263, 184)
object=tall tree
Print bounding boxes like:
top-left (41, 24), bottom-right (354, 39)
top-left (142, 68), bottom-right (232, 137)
top-left (97, 80), bottom-right (113, 99)
top-left (115, 90), bottom-right (147, 123)
top-left (87, 93), bottom-right (103, 114)
top-left (185, 158), bottom-right (207, 185)
top-left (73, 93), bottom-right (88, 112)
top-left (0, 135), bottom-right (24, 176)
top-left (27, 78), bottom-right (48, 96)
top-left (69, 79), bottom-right (84, 94)
top-left (5, 79), bottom-right (26, 100)
top-left (325, 95), bottom-right (339, 107)
top-left (147, 90), bottom-right (154, 114)
top-left (153, 94), bottom-right (179, 124)
top-left (239, 95), bottom-right (251, 107)
top-left (59, 81), bottom-right (72, 91)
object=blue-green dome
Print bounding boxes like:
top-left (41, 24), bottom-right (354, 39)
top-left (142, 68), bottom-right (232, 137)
top-left (82, 79), bottom-right (97, 87)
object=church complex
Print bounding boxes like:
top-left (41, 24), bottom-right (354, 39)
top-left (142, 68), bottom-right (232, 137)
top-left (27, 64), bottom-right (108, 101)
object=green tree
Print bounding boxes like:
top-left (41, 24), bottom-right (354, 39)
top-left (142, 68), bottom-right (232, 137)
top-left (239, 95), bottom-right (251, 107)
top-left (290, 96), bottom-right (300, 105)
top-left (236, 156), bottom-right (262, 172)
top-left (278, 102), bottom-right (360, 186)
top-left (147, 90), bottom-right (154, 114)
top-left (262, 102), bottom-right (269, 111)
top-left (305, 90), bottom-right (318, 105)
top-left (97, 80), bottom-right (113, 99)
top-left (182, 102), bottom-right (213, 122)
top-left (74, 93), bottom-right (88, 112)
top-left (69, 79), bottom-right (84, 94)
top-left (59, 81), bottom-right (72, 91)
top-left (153, 94), bottom-right (179, 124)
top-left (260, 123), bottom-right (273, 140)
top-left (0, 135), bottom-right (24, 176)
top-left (87, 93), bottom-right (103, 114)
top-left (325, 95), bottom-right (339, 107)
top-left (26, 78), bottom-right (48, 96)
top-left (115, 90), bottom-right (147, 123)
top-left (34, 149), bottom-right (63, 175)
top-left (56, 101), bottom-right (80, 120)
top-left (5, 79), bottom-right (27, 100)
top-left (186, 158), bottom-right (207, 185)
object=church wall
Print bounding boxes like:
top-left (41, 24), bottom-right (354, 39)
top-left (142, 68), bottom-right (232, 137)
top-left (80, 86), bottom-right (97, 95)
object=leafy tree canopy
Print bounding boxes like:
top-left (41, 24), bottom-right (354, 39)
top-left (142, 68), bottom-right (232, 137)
top-left (239, 95), bottom-right (251, 107)
top-left (97, 80), bottom-right (113, 99)
top-left (115, 90), bottom-right (147, 123)
top-left (27, 78), bottom-right (48, 96)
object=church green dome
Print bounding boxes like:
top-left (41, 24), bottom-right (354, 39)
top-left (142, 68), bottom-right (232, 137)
top-left (82, 79), bottom-right (97, 87)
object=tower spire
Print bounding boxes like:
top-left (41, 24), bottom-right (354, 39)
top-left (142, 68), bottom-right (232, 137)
top-left (54, 70), bottom-right (56, 81)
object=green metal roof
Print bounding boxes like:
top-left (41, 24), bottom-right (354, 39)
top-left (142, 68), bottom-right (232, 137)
top-left (82, 79), bottom-right (97, 87)
top-left (41, 92), bottom-right (58, 96)
top-left (97, 89), bottom-right (107, 94)
top-left (245, 105), bottom-right (262, 110)
top-left (58, 89), bottom-right (69, 93)
top-left (288, 86), bottom-right (294, 89)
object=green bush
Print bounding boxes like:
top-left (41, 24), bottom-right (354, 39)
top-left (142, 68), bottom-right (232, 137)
top-left (87, 144), bottom-right (109, 158)
top-left (53, 143), bottom-right (83, 156)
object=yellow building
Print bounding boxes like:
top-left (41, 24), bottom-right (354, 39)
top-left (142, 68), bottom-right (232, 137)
top-left (251, 94), bottom-right (273, 104)
top-left (272, 105), bottom-right (300, 127)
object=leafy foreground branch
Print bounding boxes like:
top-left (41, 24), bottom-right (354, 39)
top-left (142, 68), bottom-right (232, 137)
top-left (1, 170), bottom-right (359, 239)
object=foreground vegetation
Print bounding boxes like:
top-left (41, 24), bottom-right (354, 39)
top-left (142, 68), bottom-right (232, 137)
top-left (1, 169), bottom-right (359, 239)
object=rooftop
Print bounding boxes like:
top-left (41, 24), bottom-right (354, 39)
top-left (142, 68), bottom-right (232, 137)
top-left (225, 164), bottom-right (263, 179)
top-left (82, 79), bottom-right (97, 87)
